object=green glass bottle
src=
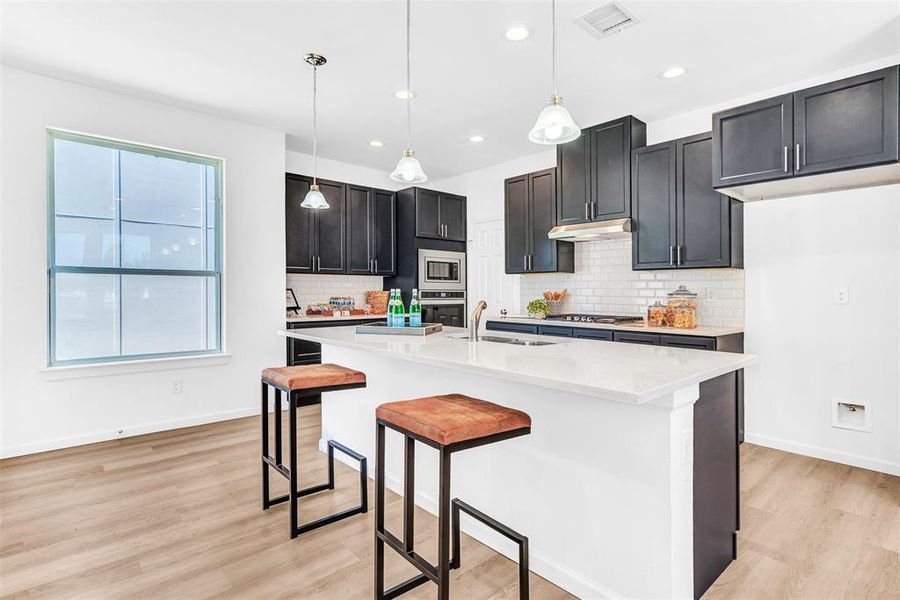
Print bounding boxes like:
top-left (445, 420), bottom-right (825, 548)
top-left (409, 288), bottom-right (422, 327)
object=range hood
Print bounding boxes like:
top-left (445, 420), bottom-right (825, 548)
top-left (547, 218), bottom-right (632, 241)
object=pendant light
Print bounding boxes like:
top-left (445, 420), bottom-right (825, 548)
top-left (528, 0), bottom-right (580, 145)
top-left (390, 0), bottom-right (428, 184)
top-left (301, 53), bottom-right (329, 209)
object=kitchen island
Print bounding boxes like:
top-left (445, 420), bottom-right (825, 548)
top-left (280, 326), bottom-right (757, 599)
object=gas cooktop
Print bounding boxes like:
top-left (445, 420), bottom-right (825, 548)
top-left (545, 313), bottom-right (644, 325)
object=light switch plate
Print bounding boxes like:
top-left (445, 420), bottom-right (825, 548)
top-left (833, 287), bottom-right (849, 305)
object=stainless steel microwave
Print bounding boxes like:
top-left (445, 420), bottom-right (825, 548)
top-left (417, 249), bottom-right (466, 292)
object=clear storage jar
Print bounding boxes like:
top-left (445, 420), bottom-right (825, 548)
top-left (666, 285), bottom-right (699, 329)
top-left (647, 301), bottom-right (667, 327)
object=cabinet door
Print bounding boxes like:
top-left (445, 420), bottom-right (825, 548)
top-left (613, 331), bottom-right (660, 345)
top-left (712, 94), bottom-right (793, 187)
top-left (556, 133), bottom-right (591, 225)
top-left (660, 335), bottom-right (716, 350)
top-left (313, 180), bottom-right (346, 273)
top-left (415, 188), bottom-right (442, 239)
top-left (794, 66), bottom-right (899, 176)
top-left (439, 193), bottom-right (467, 241)
top-left (285, 174), bottom-right (315, 272)
top-left (372, 189), bottom-right (396, 275)
top-left (529, 168), bottom-right (560, 273)
top-left (591, 117), bottom-right (632, 220)
top-left (486, 321), bottom-right (539, 335)
top-left (504, 175), bottom-right (529, 274)
top-left (573, 328), bottom-right (613, 341)
top-left (632, 142), bottom-right (677, 270)
top-left (677, 134), bottom-right (732, 269)
top-left (537, 325), bottom-right (574, 337)
top-left (346, 185), bottom-right (373, 275)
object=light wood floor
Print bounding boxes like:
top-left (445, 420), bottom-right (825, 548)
top-left (1, 407), bottom-right (898, 599)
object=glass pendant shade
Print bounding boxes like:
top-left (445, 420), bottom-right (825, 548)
top-left (301, 184), bottom-right (329, 209)
top-left (390, 149), bottom-right (428, 184)
top-left (529, 95), bottom-right (581, 145)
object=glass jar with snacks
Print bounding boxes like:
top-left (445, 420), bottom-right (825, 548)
top-left (647, 301), bottom-right (667, 327)
top-left (666, 285), bottom-right (699, 329)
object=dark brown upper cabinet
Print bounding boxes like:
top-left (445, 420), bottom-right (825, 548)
top-left (504, 168), bottom-right (574, 274)
top-left (713, 65), bottom-right (899, 201)
top-left (557, 115), bottom-right (647, 226)
top-left (285, 174), bottom-right (345, 274)
top-left (286, 173), bottom-right (394, 275)
top-left (347, 185), bottom-right (397, 276)
top-left (413, 188), bottom-right (467, 241)
top-left (633, 133), bottom-right (743, 271)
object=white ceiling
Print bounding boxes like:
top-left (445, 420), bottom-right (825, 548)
top-left (2, 1), bottom-right (898, 180)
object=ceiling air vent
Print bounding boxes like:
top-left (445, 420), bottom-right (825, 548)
top-left (576, 2), bottom-right (640, 39)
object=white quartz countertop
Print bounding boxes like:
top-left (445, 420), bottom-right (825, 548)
top-left (279, 326), bottom-right (757, 405)
top-left (489, 316), bottom-right (744, 337)
top-left (286, 313), bottom-right (387, 324)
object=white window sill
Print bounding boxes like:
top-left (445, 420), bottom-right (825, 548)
top-left (39, 353), bottom-right (232, 381)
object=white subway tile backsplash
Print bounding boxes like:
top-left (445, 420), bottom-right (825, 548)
top-left (519, 238), bottom-right (744, 327)
top-left (286, 273), bottom-right (384, 312)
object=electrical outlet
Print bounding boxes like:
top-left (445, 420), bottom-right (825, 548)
top-left (171, 378), bottom-right (183, 394)
top-left (706, 288), bottom-right (719, 303)
top-left (833, 287), bottom-right (849, 305)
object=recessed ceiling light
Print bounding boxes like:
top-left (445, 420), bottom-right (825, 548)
top-left (504, 24), bottom-right (531, 41)
top-left (661, 66), bottom-right (686, 79)
top-left (369, 140), bottom-right (384, 147)
top-left (395, 89), bottom-right (416, 100)
top-left (468, 135), bottom-right (485, 143)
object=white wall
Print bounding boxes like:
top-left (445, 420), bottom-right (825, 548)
top-left (744, 187), bottom-right (900, 475)
top-left (285, 149), bottom-right (400, 192)
top-left (431, 55), bottom-right (900, 475)
top-left (0, 68), bottom-right (286, 457)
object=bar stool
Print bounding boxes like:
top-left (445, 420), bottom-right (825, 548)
top-left (261, 363), bottom-right (369, 538)
top-left (374, 393), bottom-right (532, 600)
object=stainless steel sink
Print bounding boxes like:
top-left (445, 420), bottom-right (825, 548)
top-left (458, 334), bottom-right (557, 346)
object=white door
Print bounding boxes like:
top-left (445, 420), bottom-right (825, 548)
top-left (467, 219), bottom-right (517, 318)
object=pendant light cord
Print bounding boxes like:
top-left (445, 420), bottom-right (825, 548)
top-left (406, 0), bottom-right (412, 150)
top-left (552, 0), bottom-right (557, 97)
top-left (312, 63), bottom-right (318, 185)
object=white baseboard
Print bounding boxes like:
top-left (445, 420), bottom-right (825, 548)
top-left (745, 432), bottom-right (900, 476)
top-left (320, 438), bottom-right (624, 600)
top-left (1, 406), bottom-right (259, 459)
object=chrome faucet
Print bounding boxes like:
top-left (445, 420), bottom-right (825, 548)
top-left (468, 300), bottom-right (488, 341)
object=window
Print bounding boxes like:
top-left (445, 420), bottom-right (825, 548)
top-left (48, 130), bottom-right (223, 365)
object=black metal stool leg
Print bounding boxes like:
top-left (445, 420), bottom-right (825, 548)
top-left (450, 498), bottom-right (530, 600)
top-left (274, 388), bottom-right (282, 466)
top-left (374, 422), bottom-right (386, 599)
top-left (437, 448), bottom-right (452, 600)
top-left (261, 381), bottom-right (270, 510)
top-left (288, 389), bottom-right (299, 539)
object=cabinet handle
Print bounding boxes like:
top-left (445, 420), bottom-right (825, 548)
top-left (585, 203), bottom-right (590, 219)
top-left (677, 246), bottom-right (683, 266)
top-left (783, 146), bottom-right (789, 172)
top-left (374, 259), bottom-right (378, 273)
top-left (529, 255), bottom-right (534, 270)
top-left (591, 203), bottom-right (596, 220)
top-left (669, 246), bottom-right (675, 266)
top-left (311, 255), bottom-right (315, 271)
top-left (795, 144), bottom-right (801, 172)
top-left (317, 256), bottom-right (321, 271)
top-left (523, 254), bottom-right (527, 271)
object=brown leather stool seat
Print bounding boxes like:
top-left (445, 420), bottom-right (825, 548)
top-left (261, 363), bottom-right (366, 392)
top-left (374, 394), bottom-right (531, 599)
top-left (376, 393), bottom-right (531, 447)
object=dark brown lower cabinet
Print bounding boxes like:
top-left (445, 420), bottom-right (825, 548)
top-left (693, 371), bottom-right (739, 599)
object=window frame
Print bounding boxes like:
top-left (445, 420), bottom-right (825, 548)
top-left (47, 128), bottom-right (225, 367)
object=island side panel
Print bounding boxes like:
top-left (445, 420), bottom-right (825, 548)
top-left (318, 344), bottom-right (696, 600)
